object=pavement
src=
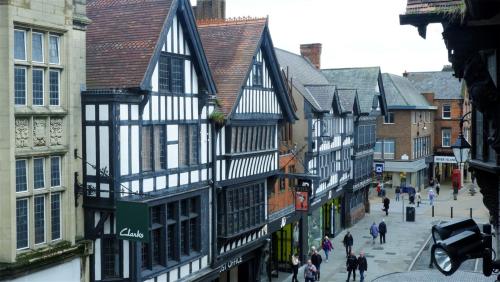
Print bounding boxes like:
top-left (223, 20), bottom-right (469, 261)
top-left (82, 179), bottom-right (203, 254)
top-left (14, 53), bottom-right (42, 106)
top-left (273, 181), bottom-right (490, 282)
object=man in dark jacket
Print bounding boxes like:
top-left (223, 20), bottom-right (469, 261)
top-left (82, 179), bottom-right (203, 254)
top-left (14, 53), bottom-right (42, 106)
top-left (358, 252), bottom-right (368, 282)
top-left (383, 197), bottom-right (390, 216)
top-left (346, 251), bottom-right (358, 282)
top-left (378, 219), bottom-right (387, 244)
top-left (343, 231), bottom-right (354, 257)
top-left (311, 247), bottom-right (322, 281)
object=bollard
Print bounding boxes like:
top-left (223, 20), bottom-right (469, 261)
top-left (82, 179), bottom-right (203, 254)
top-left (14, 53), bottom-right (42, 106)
top-left (451, 207), bottom-right (453, 218)
top-left (470, 208), bottom-right (473, 219)
top-left (432, 206), bottom-right (434, 217)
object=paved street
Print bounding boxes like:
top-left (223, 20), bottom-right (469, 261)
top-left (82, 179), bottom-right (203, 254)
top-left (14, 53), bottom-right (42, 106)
top-left (274, 182), bottom-right (490, 282)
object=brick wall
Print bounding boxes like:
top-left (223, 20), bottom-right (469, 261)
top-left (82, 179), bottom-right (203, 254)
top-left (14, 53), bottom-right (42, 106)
top-left (377, 110), bottom-right (411, 160)
top-left (268, 153), bottom-right (297, 214)
top-left (432, 99), bottom-right (463, 152)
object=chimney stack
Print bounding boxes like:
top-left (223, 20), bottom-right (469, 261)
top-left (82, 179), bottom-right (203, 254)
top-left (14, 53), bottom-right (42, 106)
top-left (300, 43), bottom-right (322, 69)
top-left (194, 0), bottom-right (226, 20)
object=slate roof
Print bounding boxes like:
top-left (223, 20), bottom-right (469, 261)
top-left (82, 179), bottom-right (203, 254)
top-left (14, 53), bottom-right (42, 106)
top-left (86, 0), bottom-right (173, 89)
top-left (275, 48), bottom-right (332, 112)
top-left (336, 89), bottom-right (358, 113)
top-left (406, 71), bottom-right (463, 100)
top-left (404, 0), bottom-right (464, 15)
top-left (382, 73), bottom-right (436, 110)
top-left (321, 67), bottom-right (381, 113)
top-left (197, 18), bottom-right (267, 116)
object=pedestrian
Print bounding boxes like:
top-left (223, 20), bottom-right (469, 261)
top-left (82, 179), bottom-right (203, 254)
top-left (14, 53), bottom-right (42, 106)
top-left (378, 219), bottom-right (387, 244)
top-left (395, 186), bottom-right (401, 202)
top-left (303, 259), bottom-right (317, 282)
top-left (435, 178), bottom-right (440, 195)
top-left (453, 181), bottom-right (459, 200)
top-left (376, 183), bottom-right (381, 197)
top-left (370, 222), bottom-right (379, 244)
top-left (346, 251), bottom-right (358, 282)
top-left (311, 247), bottom-right (322, 281)
top-left (416, 191), bottom-right (422, 207)
top-left (343, 231), bottom-right (354, 257)
top-left (409, 192), bottom-right (415, 205)
top-left (358, 251), bottom-right (368, 282)
top-left (322, 236), bottom-right (333, 262)
top-left (429, 178), bottom-right (434, 189)
top-left (291, 253), bottom-right (300, 282)
top-left (428, 189), bottom-right (435, 206)
top-left (383, 196), bottom-right (390, 216)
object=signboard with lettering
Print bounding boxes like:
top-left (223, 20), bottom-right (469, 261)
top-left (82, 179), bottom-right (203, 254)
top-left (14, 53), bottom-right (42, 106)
top-left (434, 156), bottom-right (457, 164)
top-left (294, 178), bottom-right (311, 212)
top-left (219, 257), bottom-right (243, 273)
top-left (375, 163), bottom-right (384, 174)
top-left (116, 201), bottom-right (150, 243)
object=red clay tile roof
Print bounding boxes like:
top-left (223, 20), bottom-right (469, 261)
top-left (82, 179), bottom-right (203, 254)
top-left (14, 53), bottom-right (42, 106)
top-left (405, 0), bottom-right (464, 15)
top-left (86, 0), bottom-right (173, 89)
top-left (197, 18), bottom-right (267, 116)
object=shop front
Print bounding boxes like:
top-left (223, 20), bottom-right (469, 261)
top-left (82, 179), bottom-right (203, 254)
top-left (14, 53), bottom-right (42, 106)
top-left (322, 197), bottom-right (343, 238)
top-left (268, 212), bottom-right (302, 276)
top-left (434, 155), bottom-right (457, 183)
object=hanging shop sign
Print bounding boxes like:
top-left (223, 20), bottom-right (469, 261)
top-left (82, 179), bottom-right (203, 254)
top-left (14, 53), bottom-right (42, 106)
top-left (294, 178), bottom-right (311, 212)
top-left (116, 201), bottom-right (150, 243)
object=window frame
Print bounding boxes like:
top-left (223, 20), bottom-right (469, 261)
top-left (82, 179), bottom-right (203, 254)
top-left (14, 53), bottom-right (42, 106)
top-left (32, 68), bottom-right (45, 106)
top-left (442, 128), bottom-right (451, 147)
top-left (51, 192), bottom-right (61, 241)
top-left (14, 29), bottom-right (27, 61)
top-left (383, 139), bottom-right (395, 159)
top-left (14, 66), bottom-right (27, 106)
top-left (49, 34), bottom-right (60, 65)
top-left (31, 32), bottom-right (44, 63)
top-left (49, 69), bottom-right (60, 106)
top-left (442, 104), bottom-right (451, 119)
top-left (16, 159), bottom-right (28, 193)
top-left (50, 156), bottom-right (61, 188)
top-left (252, 61), bottom-right (263, 86)
top-left (34, 195), bottom-right (46, 245)
top-left (16, 198), bottom-right (29, 250)
top-left (383, 112), bottom-right (394, 124)
top-left (33, 157), bottom-right (45, 189)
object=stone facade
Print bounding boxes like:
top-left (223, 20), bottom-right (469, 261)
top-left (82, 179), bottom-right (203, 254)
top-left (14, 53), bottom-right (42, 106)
top-left (0, 0), bottom-right (89, 280)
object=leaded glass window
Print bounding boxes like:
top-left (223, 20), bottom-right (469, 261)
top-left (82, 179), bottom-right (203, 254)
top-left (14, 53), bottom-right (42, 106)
top-left (32, 32), bottom-right (44, 62)
top-left (171, 58), bottom-right (183, 93)
top-left (51, 193), bottom-right (61, 240)
top-left (14, 67), bottom-right (26, 105)
top-left (16, 159), bottom-right (27, 192)
top-left (34, 195), bottom-right (45, 244)
top-left (50, 156), bottom-right (61, 187)
top-left (49, 35), bottom-right (60, 64)
top-left (14, 30), bottom-right (26, 61)
top-left (32, 69), bottom-right (44, 106)
top-left (49, 70), bottom-right (60, 106)
top-left (16, 199), bottom-right (28, 249)
top-left (33, 158), bottom-right (45, 189)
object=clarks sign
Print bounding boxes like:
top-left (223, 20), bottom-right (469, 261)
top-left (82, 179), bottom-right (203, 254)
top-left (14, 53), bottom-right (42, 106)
top-left (116, 201), bottom-right (150, 243)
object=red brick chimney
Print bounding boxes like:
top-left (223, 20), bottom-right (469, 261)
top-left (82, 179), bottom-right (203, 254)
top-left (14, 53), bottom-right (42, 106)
top-left (422, 92), bottom-right (435, 104)
top-left (194, 0), bottom-right (226, 20)
top-left (300, 43), bottom-right (322, 69)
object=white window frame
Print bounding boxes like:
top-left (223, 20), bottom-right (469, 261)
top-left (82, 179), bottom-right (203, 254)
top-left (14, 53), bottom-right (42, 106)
top-left (51, 192), bottom-right (62, 241)
top-left (384, 112), bottom-right (394, 124)
top-left (49, 34), bottom-right (60, 65)
top-left (384, 139), bottom-right (395, 159)
top-left (33, 157), bottom-right (45, 189)
top-left (34, 195), bottom-right (46, 245)
top-left (49, 70), bottom-right (60, 106)
top-left (14, 29), bottom-right (27, 61)
top-left (442, 129), bottom-right (451, 148)
top-left (442, 104), bottom-right (451, 119)
top-left (31, 32), bottom-right (44, 63)
top-left (32, 68), bottom-right (45, 106)
top-left (15, 159), bottom-right (28, 193)
top-left (50, 156), bottom-right (61, 188)
top-left (14, 66), bottom-right (27, 106)
top-left (16, 198), bottom-right (29, 250)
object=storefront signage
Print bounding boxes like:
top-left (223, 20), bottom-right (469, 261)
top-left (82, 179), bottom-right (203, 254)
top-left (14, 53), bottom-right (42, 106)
top-left (219, 257), bottom-right (243, 273)
top-left (116, 201), bottom-right (150, 243)
top-left (375, 163), bottom-right (384, 174)
top-left (295, 191), bottom-right (309, 211)
top-left (434, 156), bottom-right (457, 164)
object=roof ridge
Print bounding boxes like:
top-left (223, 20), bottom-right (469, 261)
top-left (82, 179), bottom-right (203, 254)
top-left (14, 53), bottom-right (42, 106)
top-left (322, 66), bottom-right (380, 71)
top-left (387, 73), bottom-right (412, 106)
top-left (197, 16), bottom-right (267, 27)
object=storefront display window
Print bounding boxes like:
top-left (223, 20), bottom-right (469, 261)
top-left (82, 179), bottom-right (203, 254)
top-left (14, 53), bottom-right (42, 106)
top-left (308, 208), bottom-right (322, 250)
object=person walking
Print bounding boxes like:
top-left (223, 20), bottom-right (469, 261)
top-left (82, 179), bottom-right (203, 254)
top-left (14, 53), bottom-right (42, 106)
top-left (291, 253), bottom-right (300, 282)
top-left (370, 222), bottom-right (379, 244)
top-left (343, 231), bottom-right (354, 257)
top-left (378, 219), bottom-right (387, 244)
top-left (383, 196), bottom-right (390, 216)
top-left (416, 191), bottom-right (422, 207)
top-left (322, 236), bottom-right (333, 262)
top-left (304, 259), bottom-right (317, 282)
top-left (395, 186), bottom-right (401, 202)
top-left (346, 251), bottom-right (358, 282)
top-left (435, 178), bottom-right (440, 195)
top-left (358, 251), bottom-right (368, 282)
top-left (428, 189), bottom-right (435, 206)
top-left (311, 247), bottom-right (322, 281)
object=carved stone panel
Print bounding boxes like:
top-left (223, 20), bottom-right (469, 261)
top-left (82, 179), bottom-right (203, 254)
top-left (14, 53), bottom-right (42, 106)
top-left (33, 119), bottom-right (47, 146)
top-left (15, 119), bottom-right (29, 148)
top-left (50, 118), bottom-right (63, 145)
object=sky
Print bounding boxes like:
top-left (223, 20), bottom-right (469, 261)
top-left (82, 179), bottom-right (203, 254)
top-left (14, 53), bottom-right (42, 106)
top-left (193, 0), bottom-right (450, 75)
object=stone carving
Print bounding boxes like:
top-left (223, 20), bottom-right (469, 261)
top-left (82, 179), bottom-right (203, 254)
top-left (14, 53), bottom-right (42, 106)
top-left (50, 118), bottom-right (63, 145)
top-left (33, 119), bottom-right (46, 146)
top-left (15, 119), bottom-right (29, 148)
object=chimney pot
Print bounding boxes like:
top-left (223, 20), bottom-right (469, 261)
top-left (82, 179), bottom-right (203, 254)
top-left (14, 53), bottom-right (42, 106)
top-left (300, 43), bottom-right (322, 69)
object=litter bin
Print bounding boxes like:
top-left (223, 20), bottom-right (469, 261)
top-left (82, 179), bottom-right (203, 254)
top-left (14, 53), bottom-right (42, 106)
top-left (406, 206), bottom-right (415, 222)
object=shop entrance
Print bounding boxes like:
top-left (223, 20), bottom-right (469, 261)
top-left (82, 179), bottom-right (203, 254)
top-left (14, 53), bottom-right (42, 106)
top-left (322, 198), bottom-right (342, 238)
top-left (270, 222), bottom-right (299, 275)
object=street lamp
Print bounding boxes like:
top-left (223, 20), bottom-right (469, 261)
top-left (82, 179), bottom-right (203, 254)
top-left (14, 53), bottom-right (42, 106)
top-left (451, 112), bottom-right (472, 190)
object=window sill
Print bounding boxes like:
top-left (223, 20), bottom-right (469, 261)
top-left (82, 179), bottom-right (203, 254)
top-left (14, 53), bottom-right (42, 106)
top-left (14, 106), bottom-right (67, 116)
top-left (224, 149), bottom-right (277, 158)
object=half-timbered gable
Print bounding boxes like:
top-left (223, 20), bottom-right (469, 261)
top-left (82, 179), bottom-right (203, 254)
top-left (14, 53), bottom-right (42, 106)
top-left (83, 0), bottom-right (217, 281)
top-left (197, 18), bottom-right (296, 266)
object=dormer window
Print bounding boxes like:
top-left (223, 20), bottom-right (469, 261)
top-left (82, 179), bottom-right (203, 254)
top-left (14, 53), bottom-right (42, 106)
top-left (252, 61), bottom-right (263, 86)
top-left (159, 54), bottom-right (184, 93)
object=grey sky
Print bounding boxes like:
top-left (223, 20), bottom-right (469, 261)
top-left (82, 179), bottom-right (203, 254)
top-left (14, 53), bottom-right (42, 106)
top-left (193, 0), bottom-right (449, 75)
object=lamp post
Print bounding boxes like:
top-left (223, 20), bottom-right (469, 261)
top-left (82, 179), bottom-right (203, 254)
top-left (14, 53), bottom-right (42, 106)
top-left (451, 113), bottom-right (472, 191)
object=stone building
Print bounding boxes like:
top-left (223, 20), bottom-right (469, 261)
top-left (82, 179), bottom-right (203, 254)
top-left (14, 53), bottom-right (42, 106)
top-left (0, 0), bottom-right (90, 281)
top-left (376, 73), bottom-right (436, 191)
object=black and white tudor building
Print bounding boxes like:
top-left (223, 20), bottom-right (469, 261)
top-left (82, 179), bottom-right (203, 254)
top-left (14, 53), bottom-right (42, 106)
top-left (197, 18), bottom-right (296, 281)
top-left (83, 0), bottom-right (218, 281)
